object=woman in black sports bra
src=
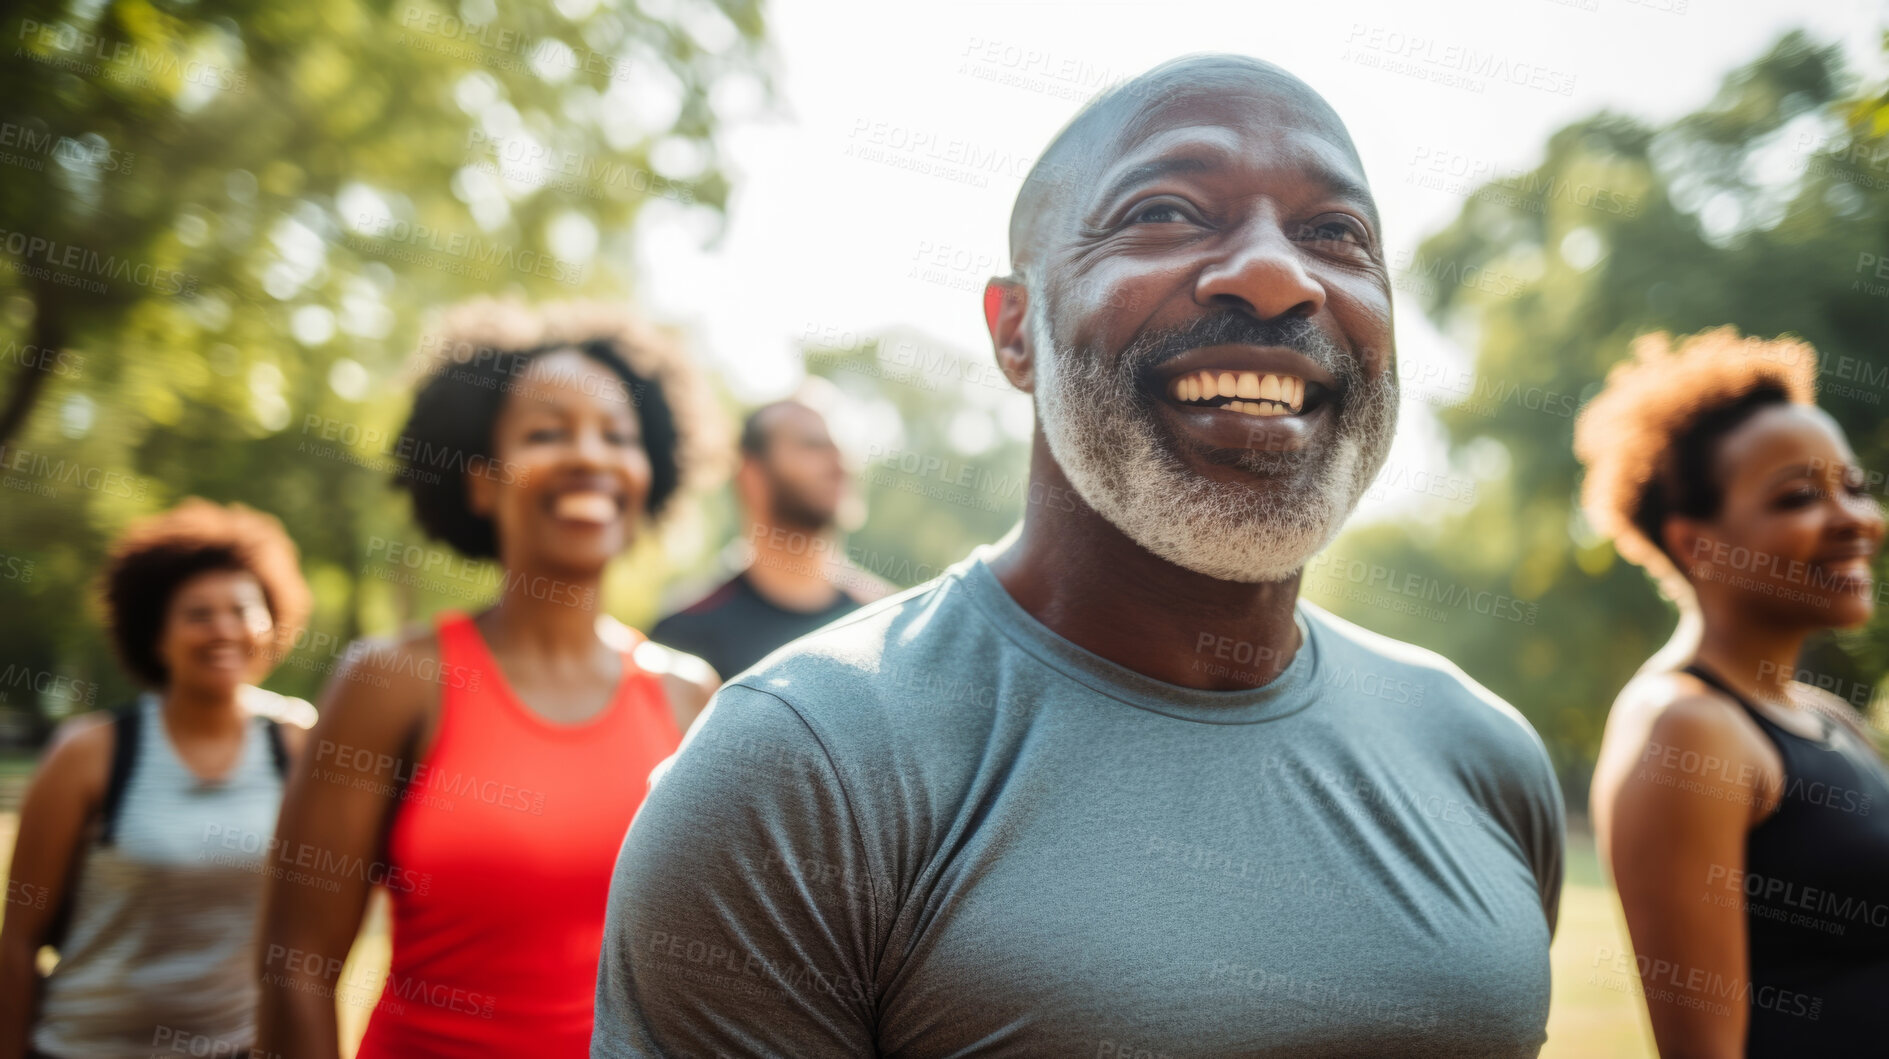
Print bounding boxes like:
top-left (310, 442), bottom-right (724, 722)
top-left (1578, 328), bottom-right (1889, 1057)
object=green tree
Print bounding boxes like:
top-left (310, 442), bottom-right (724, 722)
top-left (1308, 32), bottom-right (1889, 805)
top-left (0, 0), bottom-right (767, 737)
top-left (802, 327), bottom-right (1031, 586)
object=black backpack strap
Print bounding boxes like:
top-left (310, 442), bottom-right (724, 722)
top-left (98, 699), bottom-right (144, 847)
top-left (46, 700), bottom-right (141, 948)
top-left (263, 718), bottom-right (290, 779)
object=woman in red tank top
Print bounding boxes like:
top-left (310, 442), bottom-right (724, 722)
top-left (255, 301), bottom-right (723, 1057)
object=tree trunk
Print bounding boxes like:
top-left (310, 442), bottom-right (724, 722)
top-left (0, 280), bottom-right (68, 448)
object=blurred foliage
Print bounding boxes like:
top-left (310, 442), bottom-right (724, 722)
top-left (1304, 31), bottom-right (1889, 808)
top-left (0, 0), bottom-right (768, 740)
top-left (648, 328), bottom-right (1033, 614)
top-left (804, 329), bottom-right (1032, 582)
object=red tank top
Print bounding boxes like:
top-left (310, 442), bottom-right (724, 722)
top-left (355, 612), bottom-right (681, 1057)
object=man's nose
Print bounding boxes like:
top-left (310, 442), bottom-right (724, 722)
top-left (1193, 215), bottom-right (1326, 321)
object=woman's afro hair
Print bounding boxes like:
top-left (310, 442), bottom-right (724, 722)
top-left (101, 498), bottom-right (310, 688)
top-left (395, 299), bottom-right (726, 560)
top-left (1574, 326), bottom-right (1817, 587)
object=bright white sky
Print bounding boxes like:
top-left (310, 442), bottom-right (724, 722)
top-left (632, 0), bottom-right (1887, 520)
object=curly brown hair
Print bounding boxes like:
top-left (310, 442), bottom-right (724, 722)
top-left (395, 299), bottom-right (726, 559)
top-left (1573, 327), bottom-right (1818, 588)
top-left (101, 499), bottom-right (311, 687)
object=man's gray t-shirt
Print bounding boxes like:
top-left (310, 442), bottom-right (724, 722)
top-left (594, 550), bottom-right (1564, 1058)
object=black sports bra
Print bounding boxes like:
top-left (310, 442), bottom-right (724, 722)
top-left (1682, 663), bottom-right (1889, 1055)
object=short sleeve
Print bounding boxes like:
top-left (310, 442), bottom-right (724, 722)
top-left (1461, 688), bottom-right (1567, 939)
top-left (592, 683), bottom-right (883, 1057)
top-left (1533, 758), bottom-right (1564, 932)
top-left (1522, 736), bottom-right (1566, 936)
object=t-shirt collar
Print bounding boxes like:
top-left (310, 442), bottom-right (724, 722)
top-left (951, 546), bottom-right (1322, 725)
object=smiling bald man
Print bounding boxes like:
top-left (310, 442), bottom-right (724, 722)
top-left (594, 55), bottom-right (1563, 1058)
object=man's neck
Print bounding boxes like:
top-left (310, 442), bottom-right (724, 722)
top-left (746, 519), bottom-right (846, 612)
top-left (986, 453), bottom-right (1304, 692)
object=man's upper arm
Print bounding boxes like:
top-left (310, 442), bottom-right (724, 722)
top-left (1469, 689), bottom-right (1567, 937)
top-left (593, 682), bottom-right (882, 1058)
top-left (1530, 742), bottom-right (1567, 937)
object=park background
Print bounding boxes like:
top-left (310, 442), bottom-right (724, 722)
top-left (3, 0), bottom-right (1889, 1053)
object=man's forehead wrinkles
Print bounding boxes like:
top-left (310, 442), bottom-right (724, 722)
top-left (1088, 126), bottom-right (1242, 206)
top-left (1008, 62), bottom-right (1368, 272)
top-left (1090, 155), bottom-right (1214, 216)
top-left (1080, 125), bottom-right (1377, 223)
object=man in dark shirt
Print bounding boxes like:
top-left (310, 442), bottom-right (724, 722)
top-left (652, 400), bottom-right (889, 679)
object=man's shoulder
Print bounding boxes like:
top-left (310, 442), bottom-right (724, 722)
top-left (669, 568), bottom-right (997, 802)
top-left (661, 574), bottom-right (746, 622)
top-left (723, 568), bottom-right (993, 724)
top-left (1302, 600), bottom-right (1549, 760)
top-left (651, 575), bottom-right (747, 640)
top-left (1301, 601), bottom-right (1564, 857)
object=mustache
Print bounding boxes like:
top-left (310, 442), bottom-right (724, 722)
top-left (1121, 313), bottom-right (1357, 392)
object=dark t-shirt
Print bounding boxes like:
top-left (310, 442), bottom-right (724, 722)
top-left (651, 571), bottom-right (863, 681)
top-left (595, 549), bottom-right (1565, 1057)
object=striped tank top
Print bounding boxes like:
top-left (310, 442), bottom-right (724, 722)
top-left (33, 693), bottom-right (286, 1058)
top-left (354, 611), bottom-right (682, 1057)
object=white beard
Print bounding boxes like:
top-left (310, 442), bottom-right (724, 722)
top-left (1031, 310), bottom-right (1392, 583)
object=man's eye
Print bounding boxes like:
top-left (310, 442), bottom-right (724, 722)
top-left (525, 428), bottom-right (565, 443)
top-left (1128, 202), bottom-right (1189, 225)
top-left (1301, 218), bottom-right (1366, 245)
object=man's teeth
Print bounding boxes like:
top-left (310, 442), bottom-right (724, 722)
top-left (1171, 370), bottom-right (1305, 414)
top-left (1222, 400), bottom-right (1292, 417)
top-left (554, 491), bottom-right (619, 523)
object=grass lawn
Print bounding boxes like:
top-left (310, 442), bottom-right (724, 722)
top-left (1544, 837), bottom-right (1655, 1058)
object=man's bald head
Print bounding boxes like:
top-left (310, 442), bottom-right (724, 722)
top-left (985, 52), bottom-right (1395, 584)
top-left (1006, 55), bottom-right (1363, 280)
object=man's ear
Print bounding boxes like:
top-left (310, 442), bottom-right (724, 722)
top-left (984, 277), bottom-right (1035, 394)
top-left (734, 456), bottom-right (766, 513)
